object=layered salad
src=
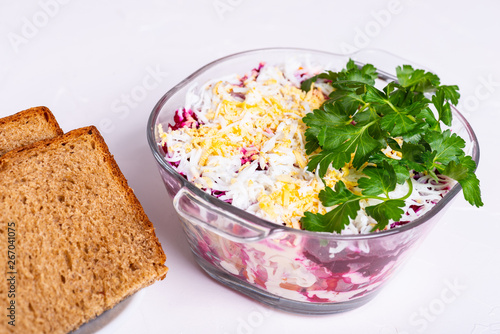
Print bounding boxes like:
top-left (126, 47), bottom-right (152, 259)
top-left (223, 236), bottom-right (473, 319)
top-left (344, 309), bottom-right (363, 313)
top-left (157, 57), bottom-right (481, 304)
top-left (159, 60), bottom-right (479, 234)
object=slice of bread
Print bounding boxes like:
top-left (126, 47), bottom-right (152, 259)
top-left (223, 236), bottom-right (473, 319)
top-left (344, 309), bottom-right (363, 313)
top-left (0, 106), bottom-right (63, 157)
top-left (0, 126), bottom-right (168, 334)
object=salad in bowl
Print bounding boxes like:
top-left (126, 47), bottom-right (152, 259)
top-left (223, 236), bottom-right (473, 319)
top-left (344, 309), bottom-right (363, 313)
top-left (147, 48), bottom-right (481, 314)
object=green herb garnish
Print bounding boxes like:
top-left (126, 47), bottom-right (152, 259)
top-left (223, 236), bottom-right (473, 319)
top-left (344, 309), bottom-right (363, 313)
top-left (300, 60), bottom-right (482, 233)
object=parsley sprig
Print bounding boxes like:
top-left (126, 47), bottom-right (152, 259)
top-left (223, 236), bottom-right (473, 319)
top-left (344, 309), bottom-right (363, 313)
top-left (300, 60), bottom-right (482, 233)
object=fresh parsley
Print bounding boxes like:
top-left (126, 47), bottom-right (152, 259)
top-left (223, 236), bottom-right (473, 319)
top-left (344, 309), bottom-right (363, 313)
top-left (300, 60), bottom-right (482, 233)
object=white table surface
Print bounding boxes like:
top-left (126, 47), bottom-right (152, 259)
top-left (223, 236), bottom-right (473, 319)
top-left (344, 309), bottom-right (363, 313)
top-left (1, 1), bottom-right (499, 333)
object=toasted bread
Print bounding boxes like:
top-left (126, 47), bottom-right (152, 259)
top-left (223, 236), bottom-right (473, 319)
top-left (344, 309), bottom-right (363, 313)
top-left (0, 106), bottom-right (63, 157)
top-left (0, 126), bottom-right (168, 334)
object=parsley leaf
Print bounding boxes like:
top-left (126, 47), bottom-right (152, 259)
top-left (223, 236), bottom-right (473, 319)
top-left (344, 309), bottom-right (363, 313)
top-left (301, 201), bottom-right (360, 233)
top-left (317, 120), bottom-right (382, 169)
top-left (443, 156), bottom-right (483, 207)
top-left (308, 150), bottom-right (348, 176)
top-left (301, 178), bottom-right (411, 233)
top-left (432, 86), bottom-right (460, 126)
top-left (318, 181), bottom-right (359, 206)
top-left (396, 65), bottom-right (440, 92)
top-left (423, 129), bottom-right (465, 173)
top-left (300, 59), bottom-right (482, 234)
top-left (303, 103), bottom-right (352, 131)
top-left (366, 200), bottom-right (406, 231)
top-left (357, 161), bottom-right (397, 197)
top-left (301, 181), bottom-right (361, 233)
top-left (369, 152), bottom-right (410, 184)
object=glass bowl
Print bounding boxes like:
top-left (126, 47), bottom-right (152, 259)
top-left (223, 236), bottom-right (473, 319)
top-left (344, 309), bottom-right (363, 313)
top-left (147, 48), bottom-right (480, 314)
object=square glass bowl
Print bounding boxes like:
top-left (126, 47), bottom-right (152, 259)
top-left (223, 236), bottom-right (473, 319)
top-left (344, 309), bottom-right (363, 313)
top-left (147, 48), bottom-right (479, 314)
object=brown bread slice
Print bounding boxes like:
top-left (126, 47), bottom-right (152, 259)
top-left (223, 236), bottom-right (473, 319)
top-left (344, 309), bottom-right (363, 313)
top-left (0, 106), bottom-right (63, 157)
top-left (0, 126), bottom-right (168, 334)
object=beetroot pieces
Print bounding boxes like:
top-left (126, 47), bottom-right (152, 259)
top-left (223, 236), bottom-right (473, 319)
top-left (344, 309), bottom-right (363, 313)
top-left (169, 108), bottom-right (200, 130)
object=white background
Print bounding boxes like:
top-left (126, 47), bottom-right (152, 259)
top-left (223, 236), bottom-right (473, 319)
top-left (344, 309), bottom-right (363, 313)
top-left (1, 1), bottom-right (499, 333)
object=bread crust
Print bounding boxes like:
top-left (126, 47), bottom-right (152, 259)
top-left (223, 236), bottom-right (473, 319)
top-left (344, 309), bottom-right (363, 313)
top-left (0, 106), bottom-right (63, 156)
top-left (0, 106), bottom-right (62, 132)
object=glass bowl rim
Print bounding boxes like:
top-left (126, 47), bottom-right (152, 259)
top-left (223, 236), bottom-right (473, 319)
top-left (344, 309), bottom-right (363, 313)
top-left (147, 47), bottom-right (480, 241)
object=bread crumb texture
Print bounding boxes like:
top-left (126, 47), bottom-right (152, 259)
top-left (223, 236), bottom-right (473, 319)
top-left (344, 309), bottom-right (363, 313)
top-left (0, 126), bottom-right (167, 334)
top-left (0, 106), bottom-right (63, 157)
